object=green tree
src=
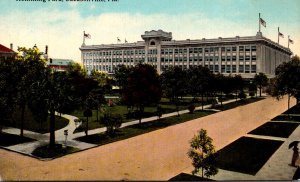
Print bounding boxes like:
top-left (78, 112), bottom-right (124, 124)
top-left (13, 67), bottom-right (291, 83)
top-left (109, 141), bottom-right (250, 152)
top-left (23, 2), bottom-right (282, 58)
top-left (0, 58), bottom-right (19, 133)
top-left (123, 63), bottom-right (162, 124)
top-left (253, 72), bottom-right (268, 97)
top-left (160, 66), bottom-right (187, 116)
top-left (15, 46), bottom-right (47, 136)
top-left (232, 75), bottom-right (245, 101)
top-left (188, 129), bottom-right (218, 178)
top-left (187, 66), bottom-right (212, 110)
top-left (114, 64), bottom-right (131, 93)
top-left (271, 55), bottom-right (300, 109)
top-left (101, 112), bottom-right (123, 136)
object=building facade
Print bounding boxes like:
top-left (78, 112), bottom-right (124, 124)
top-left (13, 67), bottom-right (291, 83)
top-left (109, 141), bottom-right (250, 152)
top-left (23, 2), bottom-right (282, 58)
top-left (80, 30), bottom-right (292, 78)
top-left (0, 44), bottom-right (17, 61)
top-left (46, 58), bottom-right (74, 72)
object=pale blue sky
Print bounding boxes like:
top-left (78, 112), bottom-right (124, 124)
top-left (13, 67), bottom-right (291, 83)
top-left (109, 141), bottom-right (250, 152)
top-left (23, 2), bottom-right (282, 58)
top-left (0, 0), bottom-right (299, 60)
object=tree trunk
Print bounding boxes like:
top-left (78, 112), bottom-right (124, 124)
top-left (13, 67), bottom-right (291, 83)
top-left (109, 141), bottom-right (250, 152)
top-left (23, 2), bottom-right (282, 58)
top-left (20, 104), bottom-right (25, 137)
top-left (96, 108), bottom-right (99, 123)
top-left (86, 116), bottom-right (88, 136)
top-left (201, 93), bottom-right (204, 111)
top-left (259, 86), bottom-right (262, 97)
top-left (49, 109), bottom-right (56, 148)
top-left (220, 92), bottom-right (223, 106)
top-left (288, 94), bottom-right (291, 110)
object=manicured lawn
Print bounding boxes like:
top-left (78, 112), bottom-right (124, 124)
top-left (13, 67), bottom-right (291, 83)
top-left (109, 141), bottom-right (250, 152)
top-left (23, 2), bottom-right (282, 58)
top-left (31, 144), bottom-right (80, 159)
top-left (249, 122), bottom-right (299, 138)
top-left (215, 137), bottom-right (283, 175)
top-left (213, 98), bottom-right (264, 111)
top-left (74, 110), bottom-right (215, 145)
top-left (6, 115), bottom-right (69, 134)
top-left (168, 173), bottom-right (214, 181)
top-left (0, 132), bottom-right (36, 147)
top-left (73, 97), bottom-right (263, 133)
top-left (4, 106), bottom-right (69, 134)
top-left (271, 115), bottom-right (300, 122)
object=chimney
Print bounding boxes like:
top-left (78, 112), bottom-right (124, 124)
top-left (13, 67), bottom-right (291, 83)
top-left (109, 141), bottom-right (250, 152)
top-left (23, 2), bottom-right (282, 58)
top-left (10, 43), bottom-right (13, 50)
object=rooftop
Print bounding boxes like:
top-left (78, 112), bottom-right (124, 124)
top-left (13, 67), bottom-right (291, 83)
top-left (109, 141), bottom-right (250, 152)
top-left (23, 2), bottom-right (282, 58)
top-left (0, 44), bottom-right (15, 53)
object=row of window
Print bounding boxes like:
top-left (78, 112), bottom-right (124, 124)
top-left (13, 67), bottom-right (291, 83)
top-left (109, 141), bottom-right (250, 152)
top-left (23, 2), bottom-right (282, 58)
top-left (161, 65), bottom-right (257, 73)
top-left (83, 45), bottom-right (257, 58)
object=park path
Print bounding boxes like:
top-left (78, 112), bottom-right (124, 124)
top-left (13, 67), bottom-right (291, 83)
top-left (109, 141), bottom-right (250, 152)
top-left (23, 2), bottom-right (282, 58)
top-left (0, 96), bottom-right (295, 180)
top-left (2, 97), bottom-right (239, 154)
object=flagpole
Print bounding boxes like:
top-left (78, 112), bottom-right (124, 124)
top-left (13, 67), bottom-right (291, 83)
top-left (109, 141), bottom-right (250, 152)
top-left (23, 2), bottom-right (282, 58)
top-left (278, 27), bottom-right (279, 44)
top-left (83, 31), bottom-right (85, 45)
top-left (259, 13), bottom-right (261, 33)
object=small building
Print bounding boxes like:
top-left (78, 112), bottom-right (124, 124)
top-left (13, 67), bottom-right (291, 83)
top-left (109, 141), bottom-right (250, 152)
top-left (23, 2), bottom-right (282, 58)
top-left (80, 30), bottom-right (292, 78)
top-left (47, 58), bottom-right (74, 72)
top-left (0, 44), bottom-right (17, 61)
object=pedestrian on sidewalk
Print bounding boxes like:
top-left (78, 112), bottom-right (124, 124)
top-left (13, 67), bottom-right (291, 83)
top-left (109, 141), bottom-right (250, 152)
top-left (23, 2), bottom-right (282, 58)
top-left (292, 144), bottom-right (299, 167)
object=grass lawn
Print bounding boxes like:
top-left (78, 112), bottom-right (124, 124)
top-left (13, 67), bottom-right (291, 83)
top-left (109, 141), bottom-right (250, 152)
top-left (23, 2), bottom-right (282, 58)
top-left (0, 132), bottom-right (36, 147)
top-left (215, 137), bottom-right (283, 175)
top-left (4, 106), bottom-right (69, 134)
top-left (6, 115), bottom-right (69, 134)
top-left (72, 97), bottom-right (264, 133)
top-left (74, 110), bottom-right (215, 145)
top-left (271, 115), bottom-right (300, 122)
top-left (213, 97), bottom-right (264, 111)
top-left (31, 144), bottom-right (80, 159)
top-left (249, 122), bottom-right (299, 138)
top-left (168, 173), bottom-right (214, 181)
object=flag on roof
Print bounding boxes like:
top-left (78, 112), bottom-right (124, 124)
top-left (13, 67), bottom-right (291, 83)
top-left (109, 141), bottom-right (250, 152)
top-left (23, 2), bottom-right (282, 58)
top-left (279, 32), bottom-right (284, 38)
top-left (84, 32), bottom-right (91, 39)
top-left (260, 18), bottom-right (266, 27)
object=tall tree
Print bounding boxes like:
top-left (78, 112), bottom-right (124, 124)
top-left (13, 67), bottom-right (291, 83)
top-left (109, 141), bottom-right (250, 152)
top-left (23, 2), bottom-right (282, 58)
top-left (114, 64), bottom-right (131, 93)
top-left (187, 66), bottom-right (212, 110)
top-left (232, 75), bottom-right (245, 101)
top-left (253, 72), bottom-right (268, 97)
top-left (188, 129), bottom-right (218, 178)
top-left (160, 66), bottom-right (187, 115)
top-left (271, 55), bottom-right (300, 109)
top-left (123, 63), bottom-right (161, 124)
top-left (15, 46), bottom-right (47, 136)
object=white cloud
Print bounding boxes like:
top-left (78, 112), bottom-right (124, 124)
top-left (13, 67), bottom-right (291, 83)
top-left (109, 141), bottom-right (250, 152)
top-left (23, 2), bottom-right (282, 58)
top-left (0, 9), bottom-right (299, 63)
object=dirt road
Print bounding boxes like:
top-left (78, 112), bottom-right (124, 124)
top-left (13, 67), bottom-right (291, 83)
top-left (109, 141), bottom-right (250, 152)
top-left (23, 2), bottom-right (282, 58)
top-left (0, 96), bottom-right (294, 180)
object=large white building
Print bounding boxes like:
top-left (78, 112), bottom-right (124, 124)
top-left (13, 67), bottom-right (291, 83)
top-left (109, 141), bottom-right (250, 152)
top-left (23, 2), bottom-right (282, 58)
top-left (80, 30), bottom-right (292, 78)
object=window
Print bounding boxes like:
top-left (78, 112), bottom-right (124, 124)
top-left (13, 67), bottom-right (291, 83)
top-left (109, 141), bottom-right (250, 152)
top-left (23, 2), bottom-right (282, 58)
top-left (239, 65), bottom-right (244, 73)
top-left (232, 47), bottom-right (237, 51)
top-left (232, 65), bottom-right (236, 73)
top-left (245, 65), bottom-right (250, 73)
top-left (252, 56), bottom-right (257, 61)
top-left (245, 56), bottom-right (250, 61)
top-left (221, 65), bottom-right (226, 73)
top-left (251, 46), bottom-right (257, 51)
top-left (222, 56), bottom-right (226, 61)
top-left (150, 41), bottom-right (155, 45)
top-left (239, 46), bottom-right (244, 51)
top-left (221, 47), bottom-right (225, 51)
top-left (232, 56), bottom-right (237, 61)
top-left (239, 56), bottom-right (244, 61)
top-left (226, 47), bottom-right (231, 52)
top-left (251, 65), bottom-right (256, 73)
top-left (226, 65), bottom-right (231, 73)
top-left (214, 65), bottom-right (219, 72)
top-left (227, 56), bottom-right (231, 61)
top-left (245, 46), bottom-right (251, 51)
